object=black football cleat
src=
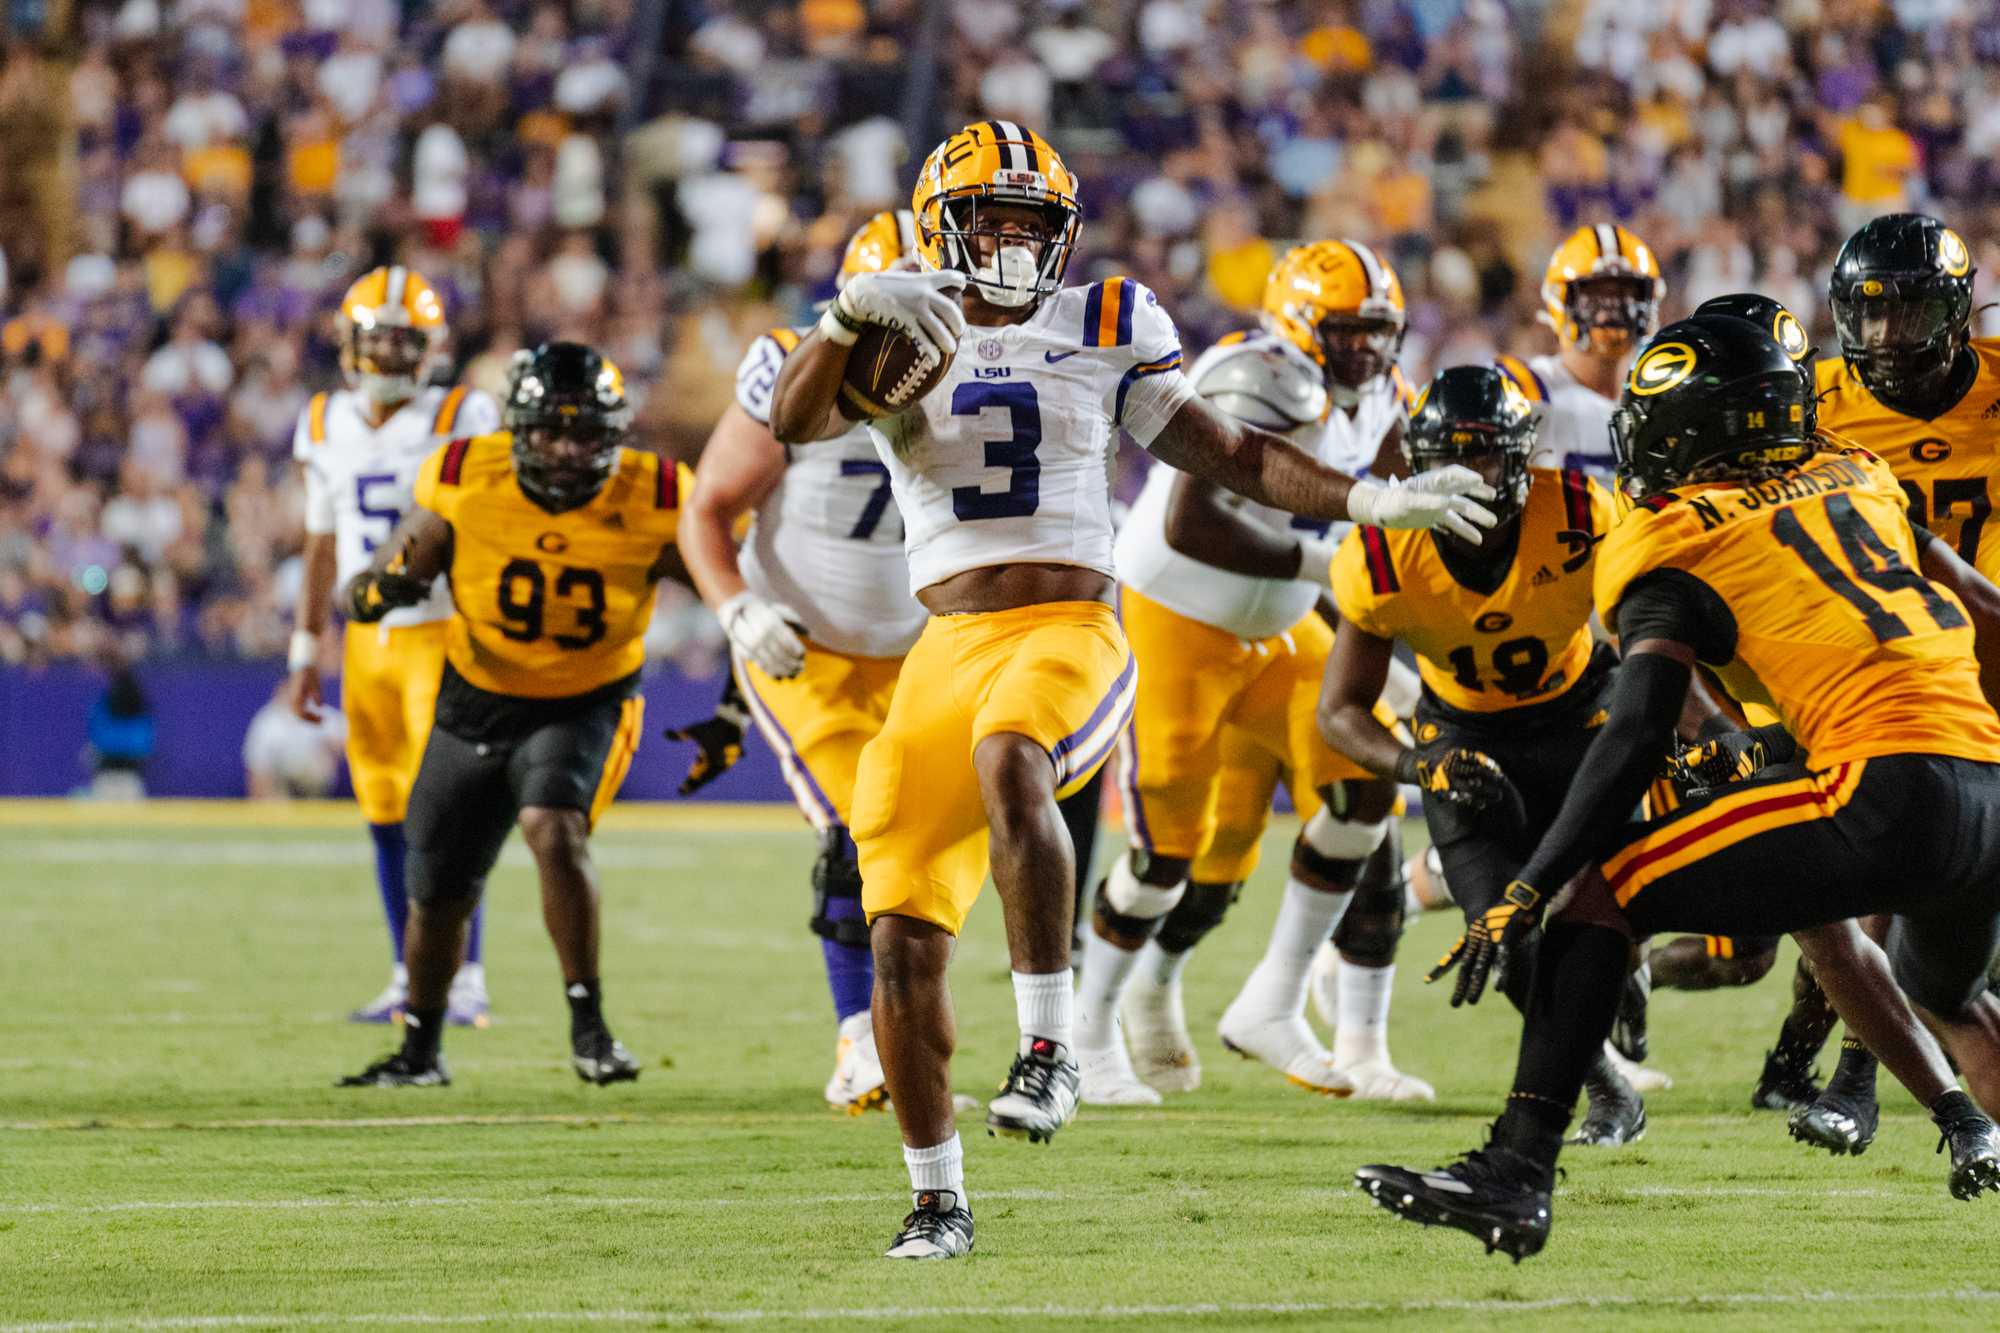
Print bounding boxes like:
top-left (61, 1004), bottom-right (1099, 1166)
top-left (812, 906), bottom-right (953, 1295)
top-left (338, 1050), bottom-right (449, 1087)
top-left (986, 1038), bottom-right (1080, 1143)
top-left (883, 1190), bottom-right (975, 1259)
top-left (1934, 1106), bottom-right (2000, 1201)
top-left (1355, 1148), bottom-right (1553, 1263)
top-left (572, 1028), bottom-right (641, 1086)
top-left (1789, 1086), bottom-right (1880, 1155)
top-left (1610, 963), bottom-right (1650, 1064)
top-left (1571, 1063), bottom-right (1646, 1147)
top-left (1751, 1049), bottom-right (1822, 1112)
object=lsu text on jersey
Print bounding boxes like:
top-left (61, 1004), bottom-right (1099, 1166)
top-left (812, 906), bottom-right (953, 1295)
top-left (1814, 339), bottom-right (2000, 580)
top-left (296, 382), bottom-right (500, 822)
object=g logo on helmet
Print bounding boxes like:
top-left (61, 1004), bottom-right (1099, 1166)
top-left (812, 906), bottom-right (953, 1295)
top-left (1939, 229), bottom-right (1971, 278)
top-left (1629, 341), bottom-right (1697, 397)
top-left (1772, 311), bottom-right (1809, 361)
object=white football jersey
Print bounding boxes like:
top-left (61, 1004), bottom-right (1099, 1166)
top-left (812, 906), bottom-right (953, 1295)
top-left (733, 329), bottom-right (927, 658)
top-left (1497, 352), bottom-right (1617, 480)
top-left (295, 383), bottom-right (500, 627)
top-left (1116, 331), bottom-right (1406, 641)
top-left (869, 277), bottom-right (1195, 594)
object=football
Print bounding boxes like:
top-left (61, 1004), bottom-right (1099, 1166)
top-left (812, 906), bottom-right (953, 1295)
top-left (838, 322), bottom-right (953, 419)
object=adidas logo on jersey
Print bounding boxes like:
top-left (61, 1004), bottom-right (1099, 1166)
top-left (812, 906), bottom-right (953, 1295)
top-left (1532, 565), bottom-right (1559, 587)
top-left (1981, 395), bottom-right (2000, 420)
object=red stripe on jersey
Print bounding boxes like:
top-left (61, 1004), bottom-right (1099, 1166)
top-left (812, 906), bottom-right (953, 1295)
top-left (438, 437), bottom-right (472, 486)
top-left (1360, 526), bottom-right (1399, 594)
top-left (1562, 468), bottom-right (1593, 534)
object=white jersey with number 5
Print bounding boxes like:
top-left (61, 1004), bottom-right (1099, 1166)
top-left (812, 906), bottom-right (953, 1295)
top-left (868, 277), bottom-right (1195, 594)
top-left (294, 383), bottom-right (500, 627)
top-left (1116, 329), bottom-right (1407, 640)
top-left (733, 328), bottom-right (927, 658)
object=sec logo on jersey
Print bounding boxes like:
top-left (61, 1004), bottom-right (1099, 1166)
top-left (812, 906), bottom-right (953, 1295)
top-left (1629, 341), bottom-right (1697, 396)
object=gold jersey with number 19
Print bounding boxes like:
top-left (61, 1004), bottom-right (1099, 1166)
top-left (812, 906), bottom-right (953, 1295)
top-left (411, 432), bottom-right (682, 698)
top-left (1814, 338), bottom-right (2000, 578)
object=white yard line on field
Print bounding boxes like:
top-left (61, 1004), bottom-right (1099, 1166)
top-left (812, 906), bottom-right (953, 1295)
top-left (0, 1190), bottom-right (1062, 1216)
top-left (7, 839), bottom-right (696, 869)
top-left (5, 1289), bottom-right (2000, 1331)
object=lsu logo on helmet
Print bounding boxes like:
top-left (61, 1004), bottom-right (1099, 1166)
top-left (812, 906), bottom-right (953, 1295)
top-left (1261, 240), bottom-right (1406, 395)
top-left (338, 266), bottom-right (447, 409)
top-left (911, 121), bottom-right (1081, 309)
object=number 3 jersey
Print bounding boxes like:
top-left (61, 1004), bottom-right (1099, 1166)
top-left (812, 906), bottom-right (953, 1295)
top-left (410, 432), bottom-right (681, 700)
top-left (294, 384), bottom-right (502, 627)
top-left (868, 277), bottom-right (1194, 594)
top-left (1814, 338), bottom-right (2000, 579)
top-left (733, 328), bottom-right (927, 657)
top-left (1332, 468), bottom-right (1612, 714)
top-left (1593, 447), bottom-right (2000, 768)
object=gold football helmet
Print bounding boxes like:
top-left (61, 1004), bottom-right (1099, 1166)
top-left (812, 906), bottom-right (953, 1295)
top-left (1262, 240), bottom-right (1406, 397)
top-left (912, 121), bottom-right (1080, 308)
top-left (837, 209), bottom-right (918, 289)
top-left (1540, 225), bottom-right (1664, 352)
top-left (338, 266), bottom-right (446, 409)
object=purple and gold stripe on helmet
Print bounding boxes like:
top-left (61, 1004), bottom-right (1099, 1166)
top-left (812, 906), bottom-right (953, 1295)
top-left (1494, 353), bottom-right (1547, 402)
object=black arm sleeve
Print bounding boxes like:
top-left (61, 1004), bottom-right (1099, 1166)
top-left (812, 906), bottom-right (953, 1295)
top-left (1514, 573), bottom-right (1718, 891)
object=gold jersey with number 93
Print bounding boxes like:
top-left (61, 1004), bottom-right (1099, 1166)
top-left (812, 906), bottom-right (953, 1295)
top-left (411, 431), bottom-right (683, 698)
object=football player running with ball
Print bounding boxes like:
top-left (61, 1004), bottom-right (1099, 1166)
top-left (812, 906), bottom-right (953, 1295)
top-left (1078, 241), bottom-right (1430, 1107)
top-left (288, 267), bottom-right (501, 1027)
top-left (1356, 317), bottom-right (2000, 1262)
top-left (767, 120), bottom-right (1496, 1259)
top-left (338, 343), bottom-right (682, 1090)
top-left (1318, 365), bottom-right (1645, 1146)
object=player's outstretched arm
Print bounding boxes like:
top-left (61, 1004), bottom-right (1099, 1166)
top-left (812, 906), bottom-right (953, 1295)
top-left (1146, 396), bottom-right (1497, 542)
top-left (1918, 529), bottom-right (2000, 705)
top-left (1317, 619), bottom-right (1407, 778)
top-left (1164, 472), bottom-right (1329, 581)
top-left (344, 506), bottom-right (451, 623)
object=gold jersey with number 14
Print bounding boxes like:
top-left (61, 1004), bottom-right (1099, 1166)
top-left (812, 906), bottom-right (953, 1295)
top-left (1815, 338), bottom-right (2000, 578)
top-left (411, 431), bottom-right (682, 699)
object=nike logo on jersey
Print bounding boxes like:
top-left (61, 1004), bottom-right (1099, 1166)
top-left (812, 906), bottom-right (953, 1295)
top-left (1044, 350), bottom-right (1080, 363)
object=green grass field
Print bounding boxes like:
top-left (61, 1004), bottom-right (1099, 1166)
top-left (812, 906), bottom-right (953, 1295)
top-left (4, 801), bottom-right (1998, 1332)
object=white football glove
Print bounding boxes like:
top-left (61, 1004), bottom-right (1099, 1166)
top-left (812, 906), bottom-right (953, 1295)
top-left (825, 270), bottom-right (967, 366)
top-left (719, 591), bottom-right (807, 680)
top-left (1294, 533), bottom-right (1344, 588)
top-left (1346, 466), bottom-right (1498, 543)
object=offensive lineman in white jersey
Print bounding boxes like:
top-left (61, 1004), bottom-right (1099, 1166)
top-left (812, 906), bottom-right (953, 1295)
top-left (765, 119), bottom-right (1495, 1259)
top-left (286, 266), bottom-right (501, 1025)
top-left (1077, 241), bottom-right (1430, 1107)
top-left (676, 211), bottom-right (930, 1114)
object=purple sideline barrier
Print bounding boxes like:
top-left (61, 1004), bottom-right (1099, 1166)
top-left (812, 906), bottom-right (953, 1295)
top-left (0, 662), bottom-right (793, 802)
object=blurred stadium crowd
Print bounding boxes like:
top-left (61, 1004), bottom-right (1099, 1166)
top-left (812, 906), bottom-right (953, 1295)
top-left (2, 0), bottom-right (1999, 666)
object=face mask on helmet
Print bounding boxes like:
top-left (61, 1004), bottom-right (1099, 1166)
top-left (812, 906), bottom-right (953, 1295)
top-left (345, 325), bottom-right (432, 408)
top-left (937, 199), bottom-right (1067, 308)
top-left (511, 420), bottom-right (621, 513)
top-left (1567, 275), bottom-right (1656, 352)
top-left (1409, 429), bottom-right (1532, 524)
top-left (1316, 315), bottom-right (1403, 400)
top-left (1831, 276), bottom-right (1968, 404)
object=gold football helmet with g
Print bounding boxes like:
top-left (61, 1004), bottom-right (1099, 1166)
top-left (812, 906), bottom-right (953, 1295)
top-left (911, 121), bottom-right (1081, 309)
top-left (1261, 240), bottom-right (1406, 399)
top-left (1540, 225), bottom-right (1664, 352)
top-left (338, 266), bottom-right (446, 410)
top-left (837, 209), bottom-right (918, 289)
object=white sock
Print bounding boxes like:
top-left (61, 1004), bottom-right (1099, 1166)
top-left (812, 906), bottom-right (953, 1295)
top-left (1012, 969), bottom-right (1073, 1051)
top-left (391, 962), bottom-right (409, 987)
top-left (1333, 962), bottom-right (1395, 1068)
top-left (904, 1133), bottom-right (965, 1205)
top-left (1237, 879), bottom-right (1353, 1016)
top-left (454, 961), bottom-right (485, 987)
top-left (1076, 931), bottom-right (1141, 1049)
top-left (838, 1009), bottom-right (872, 1041)
top-left (1138, 938), bottom-right (1191, 988)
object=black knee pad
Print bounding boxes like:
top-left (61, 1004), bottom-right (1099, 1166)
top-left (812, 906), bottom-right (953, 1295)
top-left (1155, 880), bottom-right (1240, 955)
top-left (1332, 822), bottom-right (1406, 966)
top-left (810, 826), bottom-right (869, 948)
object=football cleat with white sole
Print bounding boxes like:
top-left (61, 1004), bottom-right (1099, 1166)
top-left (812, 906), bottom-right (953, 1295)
top-left (1122, 973), bottom-right (1201, 1093)
top-left (1603, 1041), bottom-right (1672, 1092)
top-left (1217, 1002), bottom-right (1354, 1097)
top-left (445, 971), bottom-right (490, 1029)
top-left (1355, 1148), bottom-right (1553, 1262)
top-left (1789, 1086), bottom-right (1879, 1156)
top-left (338, 1049), bottom-right (449, 1087)
top-left (348, 976), bottom-right (407, 1025)
top-left (826, 1013), bottom-right (888, 1115)
top-left (1339, 1059), bottom-right (1436, 1102)
top-left (1308, 940), bottom-right (1342, 1028)
top-left (572, 1028), bottom-right (641, 1086)
top-left (884, 1191), bottom-right (974, 1259)
top-left (1077, 1028), bottom-right (1165, 1107)
top-left (986, 1038), bottom-right (1080, 1142)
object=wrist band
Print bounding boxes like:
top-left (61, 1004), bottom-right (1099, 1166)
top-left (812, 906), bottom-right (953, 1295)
top-left (817, 304), bottom-right (859, 346)
top-left (287, 629), bottom-right (318, 672)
